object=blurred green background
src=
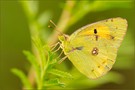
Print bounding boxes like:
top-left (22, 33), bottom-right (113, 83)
top-left (0, 0), bottom-right (135, 90)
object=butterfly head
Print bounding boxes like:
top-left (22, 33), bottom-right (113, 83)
top-left (58, 34), bottom-right (69, 42)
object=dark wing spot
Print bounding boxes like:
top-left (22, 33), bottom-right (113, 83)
top-left (95, 35), bottom-right (98, 41)
top-left (91, 69), bottom-right (94, 72)
top-left (105, 65), bottom-right (110, 70)
top-left (102, 61), bottom-right (106, 64)
top-left (91, 47), bottom-right (99, 55)
top-left (98, 65), bottom-right (101, 68)
top-left (68, 46), bottom-right (84, 53)
top-left (94, 29), bottom-right (97, 34)
top-left (75, 46), bottom-right (83, 50)
top-left (94, 29), bottom-right (98, 41)
top-left (110, 35), bottom-right (114, 39)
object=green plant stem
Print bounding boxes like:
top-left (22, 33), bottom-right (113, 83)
top-left (21, 1), bottom-right (40, 88)
top-left (39, 56), bottom-right (49, 89)
top-left (47, 1), bottom-right (76, 45)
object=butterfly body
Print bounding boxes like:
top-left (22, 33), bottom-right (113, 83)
top-left (58, 17), bottom-right (127, 79)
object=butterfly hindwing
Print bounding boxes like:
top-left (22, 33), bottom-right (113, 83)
top-left (62, 17), bottom-right (127, 79)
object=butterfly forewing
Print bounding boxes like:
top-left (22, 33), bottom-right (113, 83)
top-left (62, 17), bottom-right (127, 79)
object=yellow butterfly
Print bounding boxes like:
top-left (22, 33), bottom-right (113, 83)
top-left (57, 17), bottom-right (128, 79)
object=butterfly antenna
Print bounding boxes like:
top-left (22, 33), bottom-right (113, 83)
top-left (49, 20), bottom-right (64, 35)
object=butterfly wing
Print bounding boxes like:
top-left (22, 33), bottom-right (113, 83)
top-left (63, 17), bottom-right (127, 79)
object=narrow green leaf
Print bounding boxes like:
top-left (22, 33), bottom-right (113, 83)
top-left (11, 68), bottom-right (32, 89)
top-left (48, 69), bottom-right (73, 79)
top-left (32, 37), bottom-right (46, 69)
top-left (43, 44), bottom-right (51, 52)
top-left (44, 78), bottom-right (65, 87)
top-left (23, 50), bottom-right (40, 78)
top-left (43, 44), bottom-right (58, 66)
top-left (47, 60), bottom-right (57, 71)
top-left (48, 51), bottom-right (57, 62)
top-left (32, 37), bottom-right (43, 51)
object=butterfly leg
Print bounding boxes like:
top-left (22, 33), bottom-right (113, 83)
top-left (50, 42), bottom-right (66, 63)
top-left (50, 42), bottom-right (61, 52)
top-left (58, 55), bottom-right (68, 64)
top-left (57, 50), bottom-right (64, 59)
top-left (59, 46), bottom-right (83, 63)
